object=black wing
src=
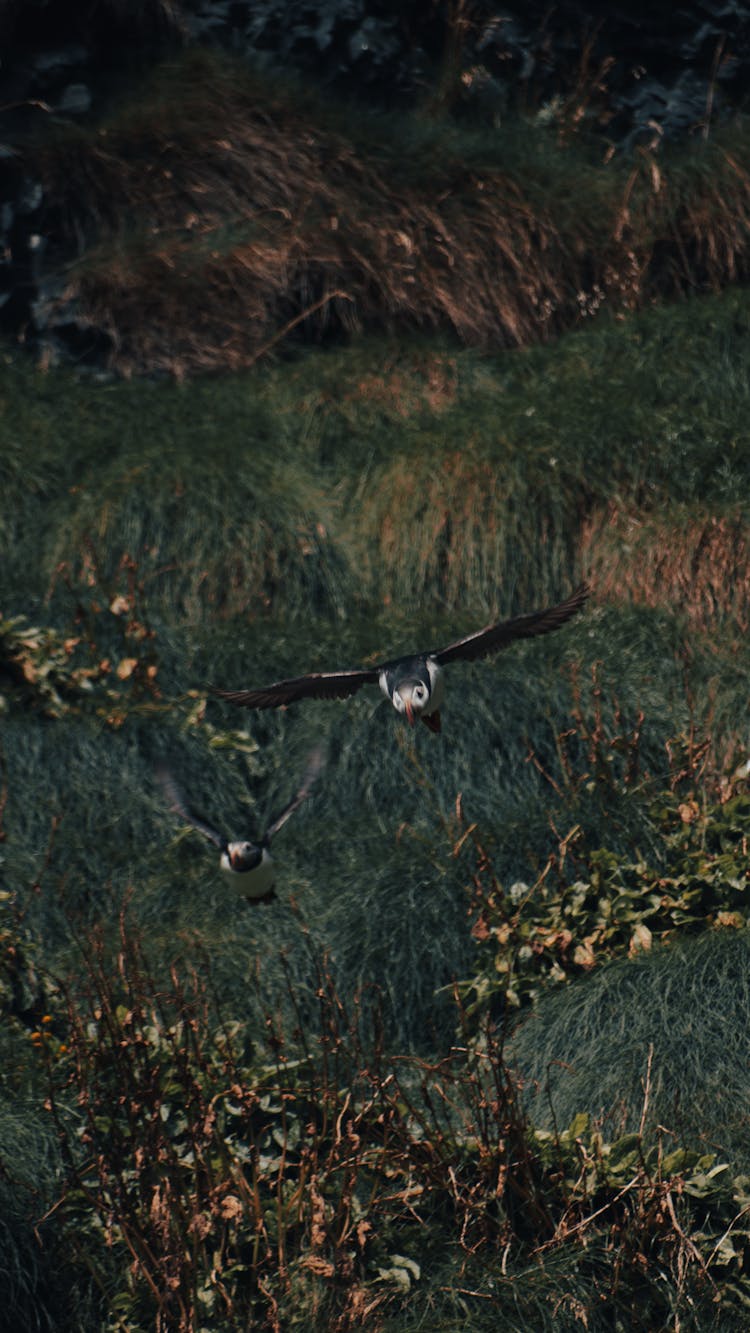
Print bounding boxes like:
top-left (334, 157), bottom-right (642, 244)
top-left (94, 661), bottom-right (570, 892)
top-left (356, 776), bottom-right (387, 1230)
top-left (211, 668), bottom-right (379, 710)
top-left (264, 744), bottom-right (326, 842)
top-left (156, 766), bottom-right (228, 851)
top-left (434, 584), bottom-right (589, 666)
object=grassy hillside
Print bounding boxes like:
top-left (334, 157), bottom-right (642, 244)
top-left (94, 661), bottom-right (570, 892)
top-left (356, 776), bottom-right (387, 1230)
top-left (2, 283), bottom-right (750, 1324)
top-left (24, 50), bottom-right (750, 375)
top-left (5, 287), bottom-right (750, 621)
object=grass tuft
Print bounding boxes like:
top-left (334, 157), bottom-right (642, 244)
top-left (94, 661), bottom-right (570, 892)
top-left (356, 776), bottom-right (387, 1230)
top-left (24, 51), bottom-right (750, 375)
top-left (510, 930), bottom-right (750, 1170)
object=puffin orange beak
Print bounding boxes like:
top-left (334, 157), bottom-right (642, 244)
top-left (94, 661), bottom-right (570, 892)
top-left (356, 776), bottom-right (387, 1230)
top-left (404, 700), bottom-right (415, 726)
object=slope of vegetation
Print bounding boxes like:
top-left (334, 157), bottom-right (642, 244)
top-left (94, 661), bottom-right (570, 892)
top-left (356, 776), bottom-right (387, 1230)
top-left (22, 49), bottom-right (750, 375)
top-left (2, 278), bottom-right (750, 1326)
top-left (3, 44), bottom-right (750, 1317)
top-left (4, 285), bottom-right (750, 626)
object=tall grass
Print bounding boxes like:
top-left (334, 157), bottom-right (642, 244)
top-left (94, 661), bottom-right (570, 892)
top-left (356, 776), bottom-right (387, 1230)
top-left (3, 601), bottom-right (747, 1052)
top-left (24, 914), bottom-right (742, 1332)
top-left (583, 502), bottom-right (750, 631)
top-left (2, 289), bottom-right (750, 623)
top-left (3, 287), bottom-right (750, 1052)
top-left (509, 930), bottom-right (750, 1172)
top-left (0, 1094), bottom-right (72, 1333)
top-left (25, 50), bottom-right (750, 375)
top-left (2, 271), bottom-right (750, 1322)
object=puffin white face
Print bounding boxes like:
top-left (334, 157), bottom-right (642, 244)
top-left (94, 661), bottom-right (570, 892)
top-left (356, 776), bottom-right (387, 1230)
top-left (220, 844), bottom-right (275, 897)
top-left (394, 680), bottom-right (429, 725)
top-left (224, 841), bottom-right (262, 873)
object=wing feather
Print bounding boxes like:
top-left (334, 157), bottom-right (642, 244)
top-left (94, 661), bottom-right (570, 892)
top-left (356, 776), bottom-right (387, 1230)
top-left (211, 668), bottom-right (378, 709)
top-left (434, 584), bottom-right (590, 666)
top-left (264, 744), bottom-right (326, 842)
top-left (156, 767), bottom-right (227, 851)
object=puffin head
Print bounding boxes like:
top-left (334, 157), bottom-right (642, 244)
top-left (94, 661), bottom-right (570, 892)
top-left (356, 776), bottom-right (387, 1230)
top-left (393, 679), bottom-right (429, 726)
top-left (227, 841), bottom-right (263, 872)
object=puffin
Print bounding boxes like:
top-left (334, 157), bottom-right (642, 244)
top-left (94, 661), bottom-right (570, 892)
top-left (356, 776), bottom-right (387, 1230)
top-left (211, 584), bottom-right (589, 734)
top-left (156, 746), bottom-right (324, 901)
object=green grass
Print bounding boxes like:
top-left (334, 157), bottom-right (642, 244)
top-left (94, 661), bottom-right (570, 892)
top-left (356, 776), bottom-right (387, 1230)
top-left (0, 1091), bottom-right (73, 1333)
top-left (2, 284), bottom-right (750, 1325)
top-left (3, 289), bottom-right (750, 1050)
top-left (3, 287), bottom-right (750, 625)
top-left (3, 598), bottom-right (744, 1050)
top-left (377, 1247), bottom-right (726, 1332)
top-left (509, 930), bottom-right (750, 1172)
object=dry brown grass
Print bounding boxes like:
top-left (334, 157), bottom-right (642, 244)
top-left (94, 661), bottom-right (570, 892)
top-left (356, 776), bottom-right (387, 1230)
top-left (30, 55), bottom-right (750, 375)
top-left (341, 353), bottom-right (460, 418)
top-left (582, 504), bottom-right (750, 631)
top-left (349, 450), bottom-right (577, 613)
top-left (39, 105), bottom-right (569, 373)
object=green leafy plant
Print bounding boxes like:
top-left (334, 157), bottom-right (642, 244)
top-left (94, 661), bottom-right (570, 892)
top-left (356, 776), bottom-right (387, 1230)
top-left (455, 756), bottom-right (750, 1021)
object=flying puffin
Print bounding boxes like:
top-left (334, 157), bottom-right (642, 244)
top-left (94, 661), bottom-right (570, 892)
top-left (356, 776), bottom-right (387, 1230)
top-left (211, 585), bottom-right (589, 734)
top-left (156, 747), bottom-right (325, 901)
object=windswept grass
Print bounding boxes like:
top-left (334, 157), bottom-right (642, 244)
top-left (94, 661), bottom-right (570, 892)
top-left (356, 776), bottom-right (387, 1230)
top-left (25, 49), bottom-right (750, 375)
top-left (2, 232), bottom-right (750, 1321)
top-left (0, 1097), bottom-right (73, 1333)
top-left (2, 285), bottom-right (750, 1052)
top-left (3, 597), bottom-right (747, 1055)
top-left (510, 930), bottom-right (750, 1171)
top-left (583, 503), bottom-right (750, 631)
top-left (2, 287), bottom-right (750, 626)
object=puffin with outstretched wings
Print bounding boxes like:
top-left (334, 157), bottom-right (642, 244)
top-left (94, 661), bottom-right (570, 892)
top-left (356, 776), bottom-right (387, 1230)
top-left (157, 746), bottom-right (325, 901)
top-left (212, 585), bottom-right (589, 734)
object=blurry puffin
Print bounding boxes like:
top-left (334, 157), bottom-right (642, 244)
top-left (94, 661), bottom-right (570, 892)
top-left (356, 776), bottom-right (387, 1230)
top-left (212, 585), bottom-right (589, 734)
top-left (157, 746), bottom-right (324, 901)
